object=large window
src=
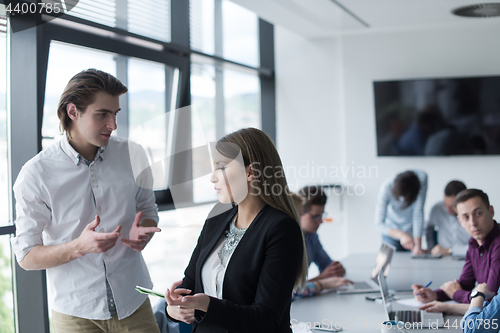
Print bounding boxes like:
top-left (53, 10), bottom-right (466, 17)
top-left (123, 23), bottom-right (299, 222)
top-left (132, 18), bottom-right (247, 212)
top-left (189, 0), bottom-right (261, 205)
top-left (190, 0), bottom-right (259, 67)
top-left (128, 58), bottom-right (179, 191)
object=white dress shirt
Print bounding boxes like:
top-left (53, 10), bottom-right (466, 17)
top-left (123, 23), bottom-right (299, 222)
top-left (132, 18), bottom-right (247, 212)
top-left (374, 170), bottom-right (428, 238)
top-left (11, 135), bottom-right (158, 320)
top-left (424, 201), bottom-right (470, 256)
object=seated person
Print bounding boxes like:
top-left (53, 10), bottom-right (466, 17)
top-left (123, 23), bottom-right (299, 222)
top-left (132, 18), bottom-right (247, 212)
top-left (413, 189), bottom-right (500, 315)
top-left (290, 192), bottom-right (351, 300)
top-left (424, 180), bottom-right (470, 256)
top-left (461, 283), bottom-right (498, 333)
top-left (298, 186), bottom-right (346, 280)
top-left (374, 170), bottom-right (427, 253)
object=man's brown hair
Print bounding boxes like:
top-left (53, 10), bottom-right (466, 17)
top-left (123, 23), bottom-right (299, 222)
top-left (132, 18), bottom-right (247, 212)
top-left (392, 171), bottom-right (420, 209)
top-left (298, 185), bottom-right (327, 213)
top-left (454, 189), bottom-right (490, 208)
top-left (57, 69), bottom-right (127, 133)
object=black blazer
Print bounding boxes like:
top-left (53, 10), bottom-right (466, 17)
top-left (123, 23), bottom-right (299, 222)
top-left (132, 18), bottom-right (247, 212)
top-left (176, 204), bottom-right (303, 333)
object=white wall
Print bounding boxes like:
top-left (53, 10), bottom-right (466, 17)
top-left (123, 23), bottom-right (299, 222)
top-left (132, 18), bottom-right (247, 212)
top-left (276, 21), bottom-right (500, 260)
top-left (275, 26), bottom-right (349, 260)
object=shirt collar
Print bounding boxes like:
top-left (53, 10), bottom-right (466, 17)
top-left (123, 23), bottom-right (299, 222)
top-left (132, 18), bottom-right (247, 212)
top-left (60, 134), bottom-right (106, 165)
top-left (470, 221), bottom-right (500, 249)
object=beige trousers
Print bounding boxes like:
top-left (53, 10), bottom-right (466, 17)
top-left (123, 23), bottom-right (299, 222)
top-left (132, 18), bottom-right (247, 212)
top-left (52, 298), bottom-right (161, 333)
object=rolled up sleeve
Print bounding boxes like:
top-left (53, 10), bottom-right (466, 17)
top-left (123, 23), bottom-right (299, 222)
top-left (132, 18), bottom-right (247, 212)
top-left (11, 167), bottom-right (51, 262)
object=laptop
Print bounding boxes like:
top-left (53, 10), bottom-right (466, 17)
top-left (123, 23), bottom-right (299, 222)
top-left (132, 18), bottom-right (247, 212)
top-left (336, 242), bottom-right (396, 294)
top-left (378, 271), bottom-right (444, 328)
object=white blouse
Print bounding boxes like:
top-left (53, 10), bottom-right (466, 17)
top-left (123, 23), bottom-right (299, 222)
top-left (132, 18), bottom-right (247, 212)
top-left (201, 217), bottom-right (248, 299)
top-left (201, 236), bottom-right (227, 299)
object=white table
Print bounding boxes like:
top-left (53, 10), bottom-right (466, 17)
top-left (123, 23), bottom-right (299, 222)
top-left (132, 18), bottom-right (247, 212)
top-left (291, 252), bottom-right (466, 333)
top-left (343, 252), bottom-right (465, 291)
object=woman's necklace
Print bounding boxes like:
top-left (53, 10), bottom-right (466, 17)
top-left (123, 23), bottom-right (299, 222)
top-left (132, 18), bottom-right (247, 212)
top-left (217, 214), bottom-right (248, 268)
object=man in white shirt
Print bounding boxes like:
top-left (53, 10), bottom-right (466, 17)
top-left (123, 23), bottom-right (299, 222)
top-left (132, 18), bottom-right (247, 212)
top-left (425, 180), bottom-right (470, 256)
top-left (11, 69), bottom-right (161, 332)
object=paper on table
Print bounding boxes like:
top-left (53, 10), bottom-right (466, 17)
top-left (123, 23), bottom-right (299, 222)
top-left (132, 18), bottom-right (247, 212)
top-left (397, 298), bottom-right (426, 307)
top-left (396, 298), bottom-right (458, 308)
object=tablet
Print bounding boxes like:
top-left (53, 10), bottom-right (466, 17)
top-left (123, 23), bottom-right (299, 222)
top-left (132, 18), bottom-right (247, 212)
top-left (410, 253), bottom-right (442, 259)
top-left (135, 286), bottom-right (165, 298)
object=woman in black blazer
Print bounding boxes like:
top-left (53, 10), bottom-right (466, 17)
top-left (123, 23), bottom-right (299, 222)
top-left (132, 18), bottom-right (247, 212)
top-left (164, 128), bottom-right (308, 333)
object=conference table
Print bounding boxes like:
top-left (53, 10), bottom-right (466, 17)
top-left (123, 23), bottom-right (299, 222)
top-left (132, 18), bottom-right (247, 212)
top-left (291, 252), bottom-right (466, 333)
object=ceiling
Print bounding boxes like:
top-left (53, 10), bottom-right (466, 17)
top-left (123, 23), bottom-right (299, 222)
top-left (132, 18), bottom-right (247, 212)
top-left (230, 0), bottom-right (500, 38)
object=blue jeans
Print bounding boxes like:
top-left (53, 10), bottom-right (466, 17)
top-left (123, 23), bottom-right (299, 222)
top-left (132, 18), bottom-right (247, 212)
top-left (382, 235), bottom-right (409, 252)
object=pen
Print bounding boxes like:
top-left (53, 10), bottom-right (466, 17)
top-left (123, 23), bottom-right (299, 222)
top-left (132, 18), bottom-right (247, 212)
top-left (416, 281), bottom-right (432, 296)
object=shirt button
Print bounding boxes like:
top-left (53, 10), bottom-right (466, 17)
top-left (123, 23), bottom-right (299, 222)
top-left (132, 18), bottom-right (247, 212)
top-left (90, 169), bottom-right (95, 173)
top-left (480, 253), bottom-right (483, 256)
top-left (98, 206), bottom-right (102, 212)
top-left (110, 298), bottom-right (114, 303)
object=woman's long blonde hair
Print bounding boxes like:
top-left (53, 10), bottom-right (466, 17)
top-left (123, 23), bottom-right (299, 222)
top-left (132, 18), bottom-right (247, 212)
top-left (216, 128), bottom-right (308, 290)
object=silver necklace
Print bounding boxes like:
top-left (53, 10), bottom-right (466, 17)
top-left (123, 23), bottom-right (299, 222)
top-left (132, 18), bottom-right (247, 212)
top-left (217, 215), bottom-right (247, 268)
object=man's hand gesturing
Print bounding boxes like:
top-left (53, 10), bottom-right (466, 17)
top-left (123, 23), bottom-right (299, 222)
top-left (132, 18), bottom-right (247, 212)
top-left (121, 211), bottom-right (161, 252)
top-left (75, 216), bottom-right (122, 257)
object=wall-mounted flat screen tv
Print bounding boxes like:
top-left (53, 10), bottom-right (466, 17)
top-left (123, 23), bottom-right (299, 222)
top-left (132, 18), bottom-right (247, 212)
top-left (374, 76), bottom-right (500, 156)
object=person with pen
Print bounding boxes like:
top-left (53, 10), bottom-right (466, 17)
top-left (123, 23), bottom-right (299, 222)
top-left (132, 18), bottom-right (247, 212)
top-left (411, 189), bottom-right (500, 316)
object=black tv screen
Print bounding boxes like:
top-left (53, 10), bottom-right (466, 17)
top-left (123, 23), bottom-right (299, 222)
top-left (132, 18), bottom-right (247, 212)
top-left (374, 76), bottom-right (500, 156)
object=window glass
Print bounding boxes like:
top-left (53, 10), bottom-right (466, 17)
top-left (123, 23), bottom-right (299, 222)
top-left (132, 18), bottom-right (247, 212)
top-left (0, 236), bottom-right (14, 333)
top-left (222, 0), bottom-right (259, 67)
top-left (0, 14), bottom-right (9, 227)
top-left (191, 62), bottom-right (217, 203)
top-left (128, 0), bottom-right (171, 42)
top-left (42, 42), bottom-right (116, 149)
top-left (142, 204), bottom-right (211, 294)
top-left (224, 67), bottom-right (261, 133)
top-left (128, 58), bottom-right (177, 191)
top-left (69, 0), bottom-right (172, 42)
top-left (68, 0), bottom-right (116, 27)
top-left (0, 9), bottom-right (5, 33)
top-left (189, 0), bottom-right (215, 55)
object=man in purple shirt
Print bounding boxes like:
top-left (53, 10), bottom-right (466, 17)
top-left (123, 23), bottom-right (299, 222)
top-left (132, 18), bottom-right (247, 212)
top-left (411, 189), bottom-right (500, 314)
